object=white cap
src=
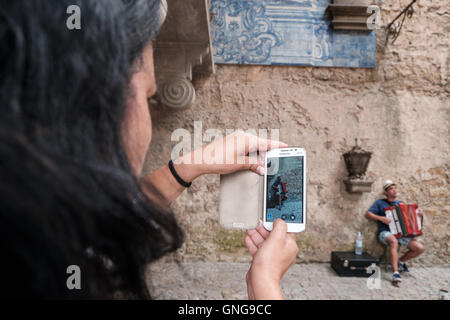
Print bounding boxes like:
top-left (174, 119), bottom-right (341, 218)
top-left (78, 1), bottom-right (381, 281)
top-left (383, 180), bottom-right (396, 191)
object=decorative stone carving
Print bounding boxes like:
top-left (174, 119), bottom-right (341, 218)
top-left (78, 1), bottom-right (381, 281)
top-left (159, 77), bottom-right (196, 110)
top-left (328, 0), bottom-right (375, 31)
top-left (154, 0), bottom-right (214, 110)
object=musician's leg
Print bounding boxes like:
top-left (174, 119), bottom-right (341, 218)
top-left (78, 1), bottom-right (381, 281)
top-left (386, 236), bottom-right (399, 272)
top-left (399, 239), bottom-right (424, 262)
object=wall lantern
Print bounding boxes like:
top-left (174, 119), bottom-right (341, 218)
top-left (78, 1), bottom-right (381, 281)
top-left (343, 139), bottom-right (374, 193)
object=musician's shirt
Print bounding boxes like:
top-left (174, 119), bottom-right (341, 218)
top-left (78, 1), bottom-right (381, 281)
top-left (368, 199), bottom-right (400, 235)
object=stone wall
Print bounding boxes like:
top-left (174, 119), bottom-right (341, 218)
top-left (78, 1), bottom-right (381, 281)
top-left (143, 0), bottom-right (449, 266)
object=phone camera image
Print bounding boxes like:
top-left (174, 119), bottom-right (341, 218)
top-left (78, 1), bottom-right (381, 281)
top-left (265, 155), bottom-right (304, 224)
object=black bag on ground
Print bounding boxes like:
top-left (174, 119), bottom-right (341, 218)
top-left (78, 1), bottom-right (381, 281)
top-left (331, 251), bottom-right (379, 277)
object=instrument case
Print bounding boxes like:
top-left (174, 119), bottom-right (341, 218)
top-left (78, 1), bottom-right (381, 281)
top-left (331, 251), bottom-right (379, 277)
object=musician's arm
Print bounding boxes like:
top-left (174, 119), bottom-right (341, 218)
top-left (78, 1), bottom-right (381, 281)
top-left (365, 211), bottom-right (389, 224)
top-left (365, 211), bottom-right (377, 220)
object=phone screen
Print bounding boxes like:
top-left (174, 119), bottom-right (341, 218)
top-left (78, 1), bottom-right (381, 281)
top-left (265, 155), bottom-right (304, 224)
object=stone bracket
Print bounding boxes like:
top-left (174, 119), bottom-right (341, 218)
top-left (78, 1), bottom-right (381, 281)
top-left (154, 0), bottom-right (215, 110)
top-left (328, 1), bottom-right (374, 31)
top-left (155, 42), bottom-right (212, 81)
top-left (343, 178), bottom-right (374, 193)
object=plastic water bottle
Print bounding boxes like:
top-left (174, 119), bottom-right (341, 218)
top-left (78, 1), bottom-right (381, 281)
top-left (355, 231), bottom-right (363, 255)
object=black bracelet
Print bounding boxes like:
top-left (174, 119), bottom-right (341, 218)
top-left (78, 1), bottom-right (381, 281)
top-left (168, 160), bottom-right (192, 188)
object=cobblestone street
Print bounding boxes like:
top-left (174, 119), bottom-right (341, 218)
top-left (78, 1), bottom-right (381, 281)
top-left (147, 262), bottom-right (450, 300)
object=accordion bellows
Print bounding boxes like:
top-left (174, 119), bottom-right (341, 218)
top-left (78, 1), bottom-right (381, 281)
top-left (384, 203), bottom-right (423, 238)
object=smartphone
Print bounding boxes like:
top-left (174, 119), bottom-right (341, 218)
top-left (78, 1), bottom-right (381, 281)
top-left (263, 148), bottom-right (306, 233)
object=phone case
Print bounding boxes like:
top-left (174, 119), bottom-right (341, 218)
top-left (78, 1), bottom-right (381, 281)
top-left (219, 170), bottom-right (264, 230)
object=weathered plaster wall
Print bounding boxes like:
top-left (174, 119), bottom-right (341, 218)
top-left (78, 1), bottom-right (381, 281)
top-left (143, 0), bottom-right (449, 266)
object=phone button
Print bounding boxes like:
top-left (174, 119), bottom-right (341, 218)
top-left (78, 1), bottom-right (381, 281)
top-left (290, 214), bottom-right (296, 221)
top-left (281, 214), bottom-right (287, 220)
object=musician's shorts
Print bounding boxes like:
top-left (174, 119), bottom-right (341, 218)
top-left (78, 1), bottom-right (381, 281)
top-left (379, 231), bottom-right (413, 247)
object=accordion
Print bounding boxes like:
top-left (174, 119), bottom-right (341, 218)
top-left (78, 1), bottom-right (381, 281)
top-left (384, 203), bottom-right (423, 238)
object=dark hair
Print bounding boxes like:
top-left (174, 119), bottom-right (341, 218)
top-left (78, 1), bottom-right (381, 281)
top-left (0, 0), bottom-right (183, 299)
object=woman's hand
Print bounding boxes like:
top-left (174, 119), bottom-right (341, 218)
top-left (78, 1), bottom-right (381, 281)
top-left (173, 130), bottom-right (288, 183)
top-left (140, 131), bottom-right (287, 208)
top-left (244, 219), bottom-right (298, 300)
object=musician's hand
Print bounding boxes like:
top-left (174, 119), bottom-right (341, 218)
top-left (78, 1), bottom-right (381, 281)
top-left (380, 217), bottom-right (391, 225)
top-left (417, 209), bottom-right (423, 217)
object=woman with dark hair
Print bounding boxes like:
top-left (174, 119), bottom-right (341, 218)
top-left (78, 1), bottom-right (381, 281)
top-left (0, 0), bottom-right (298, 299)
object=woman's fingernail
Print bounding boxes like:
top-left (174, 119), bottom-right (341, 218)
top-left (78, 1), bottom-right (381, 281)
top-left (257, 166), bottom-right (265, 175)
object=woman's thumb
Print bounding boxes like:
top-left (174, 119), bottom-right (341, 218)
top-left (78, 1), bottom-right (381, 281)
top-left (271, 219), bottom-right (287, 237)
